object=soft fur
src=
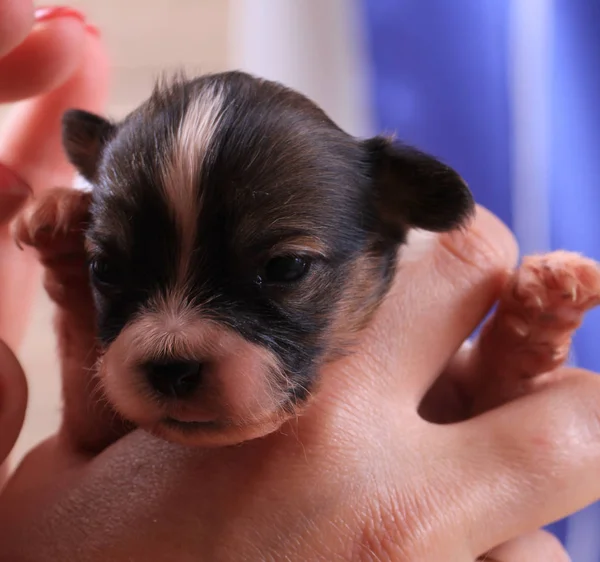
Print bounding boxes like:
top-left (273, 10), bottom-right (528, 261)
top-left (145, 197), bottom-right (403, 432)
top-left (12, 71), bottom-right (600, 449)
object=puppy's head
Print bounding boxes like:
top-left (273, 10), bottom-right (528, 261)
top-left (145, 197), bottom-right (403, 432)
top-left (62, 71), bottom-right (474, 446)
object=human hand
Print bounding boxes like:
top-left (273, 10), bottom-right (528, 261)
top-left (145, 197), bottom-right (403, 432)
top-left (1, 204), bottom-right (597, 561)
top-left (0, 0), bottom-right (109, 482)
top-left (0, 1), bottom-right (109, 347)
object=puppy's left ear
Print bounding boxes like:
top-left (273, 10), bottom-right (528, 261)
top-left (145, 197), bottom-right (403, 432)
top-left (62, 109), bottom-right (117, 183)
top-left (364, 136), bottom-right (475, 240)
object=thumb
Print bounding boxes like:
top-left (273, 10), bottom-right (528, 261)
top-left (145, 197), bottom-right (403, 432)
top-left (0, 340), bottom-right (27, 478)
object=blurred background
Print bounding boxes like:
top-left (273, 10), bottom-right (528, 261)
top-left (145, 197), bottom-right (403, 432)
top-left (3, 0), bottom-right (600, 559)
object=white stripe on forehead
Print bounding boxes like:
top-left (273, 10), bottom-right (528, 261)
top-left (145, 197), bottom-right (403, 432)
top-left (161, 83), bottom-right (226, 282)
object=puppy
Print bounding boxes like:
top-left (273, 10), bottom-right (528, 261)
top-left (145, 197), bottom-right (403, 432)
top-left (13, 71), bottom-right (600, 450)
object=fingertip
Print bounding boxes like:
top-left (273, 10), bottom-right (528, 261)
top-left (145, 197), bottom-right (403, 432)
top-left (0, 163), bottom-right (32, 226)
top-left (0, 0), bottom-right (34, 58)
top-left (0, 21), bottom-right (110, 193)
top-left (438, 204), bottom-right (519, 276)
top-left (0, 14), bottom-right (88, 103)
top-left (33, 5), bottom-right (85, 24)
top-left (0, 340), bottom-right (28, 469)
top-left (475, 204), bottom-right (519, 265)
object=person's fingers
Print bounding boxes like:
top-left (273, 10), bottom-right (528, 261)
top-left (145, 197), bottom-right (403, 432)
top-left (417, 341), bottom-right (474, 423)
top-left (0, 162), bottom-right (31, 226)
top-left (0, 6), bottom-right (88, 103)
top-left (338, 205), bottom-right (518, 403)
top-left (480, 530), bottom-right (570, 562)
top-left (0, 27), bottom-right (109, 349)
top-left (0, 23), bottom-right (108, 194)
top-left (0, 340), bottom-right (27, 476)
top-left (444, 368), bottom-right (600, 557)
top-left (403, 207), bottom-right (517, 400)
top-left (0, 0), bottom-right (33, 58)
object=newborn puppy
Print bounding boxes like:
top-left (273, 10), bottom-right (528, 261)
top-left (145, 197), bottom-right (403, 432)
top-left (13, 71), bottom-right (600, 449)
top-left (13, 71), bottom-right (474, 448)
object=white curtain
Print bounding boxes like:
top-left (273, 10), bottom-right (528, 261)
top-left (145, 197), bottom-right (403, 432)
top-left (227, 0), bottom-right (374, 139)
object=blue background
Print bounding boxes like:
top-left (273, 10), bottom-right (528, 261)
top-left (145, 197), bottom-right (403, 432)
top-left (360, 1), bottom-right (600, 557)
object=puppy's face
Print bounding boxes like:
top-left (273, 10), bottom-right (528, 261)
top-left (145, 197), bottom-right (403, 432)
top-left (62, 71), bottom-right (474, 447)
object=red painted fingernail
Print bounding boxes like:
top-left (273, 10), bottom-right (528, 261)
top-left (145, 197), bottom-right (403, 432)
top-left (0, 164), bottom-right (32, 198)
top-left (85, 24), bottom-right (101, 38)
top-left (34, 6), bottom-right (86, 24)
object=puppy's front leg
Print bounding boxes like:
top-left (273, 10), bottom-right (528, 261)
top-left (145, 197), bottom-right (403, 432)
top-left (12, 187), bottom-right (128, 453)
top-left (471, 251), bottom-right (600, 414)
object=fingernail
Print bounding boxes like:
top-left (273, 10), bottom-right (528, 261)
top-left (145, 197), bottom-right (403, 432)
top-left (34, 6), bottom-right (86, 24)
top-left (85, 24), bottom-right (101, 38)
top-left (0, 164), bottom-right (31, 198)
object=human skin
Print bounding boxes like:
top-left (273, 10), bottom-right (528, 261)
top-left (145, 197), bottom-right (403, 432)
top-left (0, 1), bottom-right (106, 348)
top-left (1, 3), bottom-right (599, 561)
top-left (0, 1), bottom-right (106, 476)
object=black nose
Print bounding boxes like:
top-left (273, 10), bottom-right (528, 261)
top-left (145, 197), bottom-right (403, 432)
top-left (145, 360), bottom-right (203, 399)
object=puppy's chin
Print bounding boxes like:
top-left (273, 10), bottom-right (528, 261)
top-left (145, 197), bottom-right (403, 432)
top-left (99, 371), bottom-right (295, 447)
top-left (146, 412), bottom-right (292, 447)
top-left (97, 369), bottom-right (296, 448)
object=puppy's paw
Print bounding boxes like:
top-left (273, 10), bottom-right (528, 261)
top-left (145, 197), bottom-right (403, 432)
top-left (481, 251), bottom-right (600, 381)
top-left (470, 251), bottom-right (600, 415)
top-left (12, 187), bottom-right (91, 266)
top-left (503, 251), bottom-right (600, 335)
top-left (511, 251), bottom-right (600, 312)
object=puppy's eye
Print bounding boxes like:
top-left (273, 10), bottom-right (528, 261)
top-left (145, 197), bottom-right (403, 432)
top-left (264, 256), bottom-right (311, 283)
top-left (89, 257), bottom-right (122, 288)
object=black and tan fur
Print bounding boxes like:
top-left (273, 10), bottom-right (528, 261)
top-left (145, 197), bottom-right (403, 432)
top-left (14, 71), bottom-right (474, 448)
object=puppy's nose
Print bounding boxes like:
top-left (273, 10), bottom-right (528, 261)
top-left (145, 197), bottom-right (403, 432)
top-left (145, 360), bottom-right (203, 399)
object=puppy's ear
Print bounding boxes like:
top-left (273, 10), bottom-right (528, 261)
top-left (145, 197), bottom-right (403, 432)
top-left (62, 109), bottom-right (116, 182)
top-left (364, 136), bottom-right (475, 239)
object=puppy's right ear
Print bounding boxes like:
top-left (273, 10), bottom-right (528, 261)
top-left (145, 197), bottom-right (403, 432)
top-left (62, 109), bottom-right (116, 183)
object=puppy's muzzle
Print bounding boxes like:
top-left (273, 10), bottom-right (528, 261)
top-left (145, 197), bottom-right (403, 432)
top-left (98, 307), bottom-right (293, 446)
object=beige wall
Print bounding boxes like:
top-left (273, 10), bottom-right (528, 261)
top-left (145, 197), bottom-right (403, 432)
top-left (61, 0), bottom-right (231, 116)
top-left (7, 0), bottom-right (231, 461)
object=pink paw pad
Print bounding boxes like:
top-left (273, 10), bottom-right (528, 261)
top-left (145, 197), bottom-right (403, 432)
top-left (504, 251), bottom-right (600, 330)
